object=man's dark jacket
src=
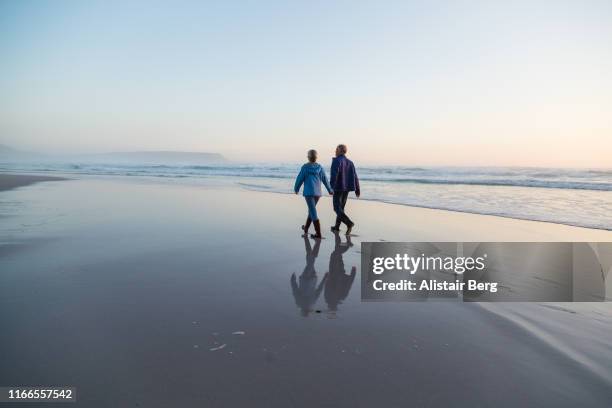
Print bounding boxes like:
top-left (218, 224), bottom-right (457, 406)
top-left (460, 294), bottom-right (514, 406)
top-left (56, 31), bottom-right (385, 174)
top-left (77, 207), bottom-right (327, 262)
top-left (330, 155), bottom-right (360, 194)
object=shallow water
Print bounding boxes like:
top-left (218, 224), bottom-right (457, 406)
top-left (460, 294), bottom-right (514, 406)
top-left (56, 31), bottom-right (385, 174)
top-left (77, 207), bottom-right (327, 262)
top-left (2, 162), bottom-right (611, 230)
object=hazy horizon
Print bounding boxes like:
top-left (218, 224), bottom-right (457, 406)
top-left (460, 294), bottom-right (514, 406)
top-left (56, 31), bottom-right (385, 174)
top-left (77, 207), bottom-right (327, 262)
top-left (1, 143), bottom-right (611, 169)
top-left (1, 1), bottom-right (611, 167)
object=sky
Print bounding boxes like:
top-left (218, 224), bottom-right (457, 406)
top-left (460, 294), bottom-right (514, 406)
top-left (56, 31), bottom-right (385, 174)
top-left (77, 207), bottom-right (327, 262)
top-left (1, 0), bottom-right (611, 167)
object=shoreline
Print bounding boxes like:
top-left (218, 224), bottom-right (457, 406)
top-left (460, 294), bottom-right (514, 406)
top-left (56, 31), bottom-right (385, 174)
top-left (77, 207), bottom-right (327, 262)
top-left (0, 173), bottom-right (67, 192)
top-left (260, 189), bottom-right (612, 233)
top-left (1, 171), bottom-right (611, 235)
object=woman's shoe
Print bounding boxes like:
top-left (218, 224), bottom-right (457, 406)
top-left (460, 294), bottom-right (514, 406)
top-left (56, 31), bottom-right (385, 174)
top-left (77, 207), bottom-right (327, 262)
top-left (302, 217), bottom-right (312, 234)
top-left (310, 220), bottom-right (323, 239)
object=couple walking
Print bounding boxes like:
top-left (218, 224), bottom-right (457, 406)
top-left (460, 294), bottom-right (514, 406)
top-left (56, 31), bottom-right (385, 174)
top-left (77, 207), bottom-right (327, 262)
top-left (294, 144), bottom-right (360, 239)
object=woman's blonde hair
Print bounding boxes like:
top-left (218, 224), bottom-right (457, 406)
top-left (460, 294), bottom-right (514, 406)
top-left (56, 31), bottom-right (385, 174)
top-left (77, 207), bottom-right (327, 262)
top-left (307, 149), bottom-right (317, 163)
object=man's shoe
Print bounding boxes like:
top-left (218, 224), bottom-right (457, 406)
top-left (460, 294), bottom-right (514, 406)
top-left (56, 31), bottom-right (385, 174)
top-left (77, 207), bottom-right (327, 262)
top-left (345, 222), bottom-right (354, 235)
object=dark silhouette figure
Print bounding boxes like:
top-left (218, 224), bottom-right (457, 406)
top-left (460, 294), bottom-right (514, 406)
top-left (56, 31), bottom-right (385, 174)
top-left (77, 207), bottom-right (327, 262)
top-left (325, 231), bottom-right (357, 311)
top-left (291, 236), bottom-right (327, 316)
top-left (330, 144), bottom-right (360, 235)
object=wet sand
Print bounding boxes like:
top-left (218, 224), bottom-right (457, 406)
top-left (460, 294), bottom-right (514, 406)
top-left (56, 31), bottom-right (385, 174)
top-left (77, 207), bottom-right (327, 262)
top-left (0, 173), bottom-right (66, 191)
top-left (1, 175), bottom-right (611, 407)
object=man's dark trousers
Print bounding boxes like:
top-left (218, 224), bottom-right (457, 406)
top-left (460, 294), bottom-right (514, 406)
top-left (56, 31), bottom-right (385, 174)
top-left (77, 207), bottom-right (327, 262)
top-left (333, 191), bottom-right (353, 228)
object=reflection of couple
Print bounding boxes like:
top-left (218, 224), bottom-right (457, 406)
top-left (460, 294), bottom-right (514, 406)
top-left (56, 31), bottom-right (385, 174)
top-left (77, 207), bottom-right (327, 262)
top-left (294, 144), bottom-right (360, 239)
top-left (290, 232), bottom-right (356, 315)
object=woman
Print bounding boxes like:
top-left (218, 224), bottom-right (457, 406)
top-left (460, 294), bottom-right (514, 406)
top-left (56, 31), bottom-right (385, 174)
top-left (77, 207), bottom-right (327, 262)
top-left (294, 149), bottom-right (333, 238)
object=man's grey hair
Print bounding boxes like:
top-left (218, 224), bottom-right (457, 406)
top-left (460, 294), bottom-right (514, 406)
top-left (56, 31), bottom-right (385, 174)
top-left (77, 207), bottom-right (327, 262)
top-left (337, 144), bottom-right (347, 155)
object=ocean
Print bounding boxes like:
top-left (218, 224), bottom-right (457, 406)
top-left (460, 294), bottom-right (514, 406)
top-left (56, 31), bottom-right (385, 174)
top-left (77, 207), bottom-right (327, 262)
top-left (1, 162), bottom-right (611, 230)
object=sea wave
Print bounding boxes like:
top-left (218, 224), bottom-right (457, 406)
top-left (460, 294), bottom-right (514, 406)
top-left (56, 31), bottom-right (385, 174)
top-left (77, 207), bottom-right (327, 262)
top-left (357, 177), bottom-right (612, 191)
top-left (1, 163), bottom-right (610, 191)
top-left (1, 161), bottom-right (610, 230)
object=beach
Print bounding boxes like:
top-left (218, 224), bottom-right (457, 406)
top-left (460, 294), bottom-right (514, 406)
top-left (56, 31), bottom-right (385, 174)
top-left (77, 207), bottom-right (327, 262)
top-left (0, 173), bottom-right (66, 192)
top-left (1, 173), bottom-right (612, 407)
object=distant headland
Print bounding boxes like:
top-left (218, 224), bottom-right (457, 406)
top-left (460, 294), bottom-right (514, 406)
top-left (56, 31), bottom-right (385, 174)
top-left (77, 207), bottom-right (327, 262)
top-left (90, 151), bottom-right (227, 164)
top-left (0, 145), bottom-right (227, 165)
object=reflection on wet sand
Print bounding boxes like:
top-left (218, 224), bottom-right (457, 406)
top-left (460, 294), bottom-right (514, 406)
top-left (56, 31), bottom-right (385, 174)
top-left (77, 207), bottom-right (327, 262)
top-left (291, 232), bottom-right (357, 316)
top-left (325, 231), bottom-right (356, 312)
top-left (291, 236), bottom-right (326, 316)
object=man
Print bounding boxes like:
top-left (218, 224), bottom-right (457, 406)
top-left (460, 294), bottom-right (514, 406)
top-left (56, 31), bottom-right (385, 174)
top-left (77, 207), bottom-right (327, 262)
top-left (330, 144), bottom-right (360, 235)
